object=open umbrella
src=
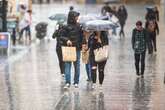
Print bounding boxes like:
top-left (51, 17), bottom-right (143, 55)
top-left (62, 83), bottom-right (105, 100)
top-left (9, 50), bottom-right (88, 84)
top-left (83, 20), bottom-right (118, 31)
top-left (49, 13), bottom-right (67, 24)
top-left (78, 15), bottom-right (97, 24)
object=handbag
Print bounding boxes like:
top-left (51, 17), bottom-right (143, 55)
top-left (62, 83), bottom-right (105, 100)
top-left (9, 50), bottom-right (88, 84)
top-left (81, 49), bottom-right (89, 64)
top-left (94, 45), bottom-right (109, 62)
top-left (62, 46), bottom-right (77, 62)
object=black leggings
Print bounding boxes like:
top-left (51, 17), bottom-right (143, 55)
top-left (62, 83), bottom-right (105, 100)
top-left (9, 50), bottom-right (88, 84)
top-left (120, 23), bottom-right (125, 37)
top-left (91, 60), bottom-right (107, 85)
top-left (56, 48), bottom-right (64, 74)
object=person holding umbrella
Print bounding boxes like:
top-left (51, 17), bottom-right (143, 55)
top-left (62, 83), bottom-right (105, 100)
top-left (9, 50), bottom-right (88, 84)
top-left (88, 31), bottom-right (109, 90)
top-left (52, 23), bottom-right (65, 77)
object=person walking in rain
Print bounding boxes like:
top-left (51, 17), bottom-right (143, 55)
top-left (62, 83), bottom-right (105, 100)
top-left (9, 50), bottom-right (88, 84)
top-left (52, 23), bottom-right (65, 77)
top-left (101, 2), bottom-right (111, 16)
top-left (61, 11), bottom-right (83, 88)
top-left (88, 31), bottom-right (109, 89)
top-left (145, 20), bottom-right (159, 53)
top-left (117, 5), bottom-right (128, 37)
top-left (132, 21), bottom-right (149, 77)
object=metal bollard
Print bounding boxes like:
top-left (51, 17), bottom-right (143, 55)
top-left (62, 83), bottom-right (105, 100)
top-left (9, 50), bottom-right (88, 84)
top-left (164, 73), bottom-right (165, 84)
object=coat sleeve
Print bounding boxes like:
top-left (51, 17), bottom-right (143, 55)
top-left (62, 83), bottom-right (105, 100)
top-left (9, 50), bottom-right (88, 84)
top-left (59, 26), bottom-right (69, 45)
top-left (52, 29), bottom-right (59, 39)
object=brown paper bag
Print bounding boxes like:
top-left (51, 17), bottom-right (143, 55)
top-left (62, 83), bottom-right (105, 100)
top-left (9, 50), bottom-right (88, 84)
top-left (62, 46), bottom-right (77, 62)
top-left (82, 50), bottom-right (89, 64)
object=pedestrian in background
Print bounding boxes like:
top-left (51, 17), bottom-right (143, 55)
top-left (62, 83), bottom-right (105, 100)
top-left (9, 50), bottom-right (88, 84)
top-left (111, 6), bottom-right (118, 17)
top-left (145, 20), bottom-right (159, 53)
top-left (101, 2), bottom-right (111, 16)
top-left (117, 5), bottom-right (128, 37)
top-left (19, 9), bottom-right (32, 42)
top-left (132, 21), bottom-right (149, 77)
top-left (12, 28), bottom-right (16, 46)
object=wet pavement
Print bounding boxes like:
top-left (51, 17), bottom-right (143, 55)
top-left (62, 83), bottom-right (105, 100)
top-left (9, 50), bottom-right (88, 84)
top-left (0, 3), bottom-right (165, 110)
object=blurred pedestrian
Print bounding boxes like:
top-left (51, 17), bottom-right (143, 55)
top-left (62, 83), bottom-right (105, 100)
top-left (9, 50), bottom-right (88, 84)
top-left (88, 31), bottom-right (109, 89)
top-left (111, 6), bottom-right (118, 17)
top-left (19, 10), bottom-right (32, 42)
top-left (101, 2), bottom-right (111, 16)
top-left (61, 11), bottom-right (83, 88)
top-left (132, 21), bottom-right (149, 77)
top-left (145, 20), bottom-right (159, 53)
top-left (117, 5), bottom-right (128, 37)
top-left (52, 24), bottom-right (65, 77)
top-left (12, 28), bottom-right (16, 45)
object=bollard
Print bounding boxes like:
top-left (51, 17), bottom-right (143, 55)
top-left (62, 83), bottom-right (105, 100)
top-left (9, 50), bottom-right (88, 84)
top-left (164, 73), bottom-right (165, 84)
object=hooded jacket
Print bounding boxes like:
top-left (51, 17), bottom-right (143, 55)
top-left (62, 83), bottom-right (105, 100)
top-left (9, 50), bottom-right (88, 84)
top-left (60, 11), bottom-right (83, 50)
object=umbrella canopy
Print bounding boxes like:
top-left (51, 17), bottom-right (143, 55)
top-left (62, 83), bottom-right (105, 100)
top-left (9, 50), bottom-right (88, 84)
top-left (49, 13), bottom-right (67, 24)
top-left (83, 20), bottom-right (118, 31)
top-left (78, 15), bottom-right (97, 24)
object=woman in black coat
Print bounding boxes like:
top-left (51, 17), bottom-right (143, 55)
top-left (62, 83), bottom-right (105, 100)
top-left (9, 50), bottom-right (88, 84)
top-left (52, 24), bottom-right (65, 76)
top-left (117, 5), bottom-right (128, 37)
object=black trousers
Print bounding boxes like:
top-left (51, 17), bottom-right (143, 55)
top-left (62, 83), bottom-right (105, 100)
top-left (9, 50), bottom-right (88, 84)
top-left (134, 51), bottom-right (146, 75)
top-left (119, 23), bottom-right (125, 37)
top-left (56, 48), bottom-right (64, 74)
top-left (91, 60), bottom-right (107, 85)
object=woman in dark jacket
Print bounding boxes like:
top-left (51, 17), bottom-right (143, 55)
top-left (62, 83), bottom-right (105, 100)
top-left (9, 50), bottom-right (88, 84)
top-left (145, 20), bottom-right (159, 53)
top-left (52, 24), bottom-right (65, 76)
top-left (117, 5), bottom-right (128, 37)
top-left (88, 31), bottom-right (109, 90)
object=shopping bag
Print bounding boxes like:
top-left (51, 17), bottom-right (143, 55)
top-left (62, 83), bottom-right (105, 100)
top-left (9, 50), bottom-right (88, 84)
top-left (94, 45), bottom-right (109, 62)
top-left (81, 49), bottom-right (89, 64)
top-left (62, 46), bottom-right (77, 62)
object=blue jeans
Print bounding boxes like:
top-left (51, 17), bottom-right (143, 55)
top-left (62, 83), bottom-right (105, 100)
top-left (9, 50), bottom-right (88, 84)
top-left (85, 63), bottom-right (91, 81)
top-left (112, 26), bottom-right (117, 36)
top-left (65, 50), bottom-right (81, 84)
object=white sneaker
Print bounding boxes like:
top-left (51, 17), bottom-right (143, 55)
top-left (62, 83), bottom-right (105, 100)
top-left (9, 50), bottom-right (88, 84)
top-left (74, 84), bottom-right (79, 88)
top-left (61, 74), bottom-right (65, 77)
top-left (64, 83), bottom-right (70, 89)
top-left (92, 84), bottom-right (96, 89)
